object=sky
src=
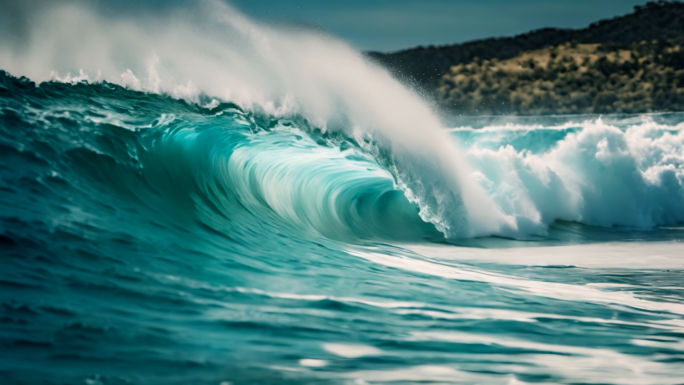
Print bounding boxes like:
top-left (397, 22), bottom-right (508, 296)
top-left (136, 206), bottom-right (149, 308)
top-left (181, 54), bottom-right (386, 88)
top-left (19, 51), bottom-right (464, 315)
top-left (230, 0), bottom-right (654, 51)
top-left (1, 0), bottom-right (656, 52)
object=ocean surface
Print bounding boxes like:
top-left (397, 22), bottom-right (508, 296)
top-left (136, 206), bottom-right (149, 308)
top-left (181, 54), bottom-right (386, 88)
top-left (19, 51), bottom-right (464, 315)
top-left (1, 2), bottom-right (684, 384)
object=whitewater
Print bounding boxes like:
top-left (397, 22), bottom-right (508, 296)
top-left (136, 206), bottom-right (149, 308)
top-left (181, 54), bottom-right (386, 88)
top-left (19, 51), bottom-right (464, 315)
top-left (1, 1), bottom-right (683, 384)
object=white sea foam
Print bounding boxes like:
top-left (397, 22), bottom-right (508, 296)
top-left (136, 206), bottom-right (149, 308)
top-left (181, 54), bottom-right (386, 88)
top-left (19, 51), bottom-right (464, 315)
top-left (406, 241), bottom-right (684, 269)
top-left (323, 343), bottom-right (383, 358)
top-left (460, 118), bottom-right (684, 235)
top-left (405, 332), bottom-right (684, 385)
top-left (299, 359), bottom-right (328, 367)
top-left (347, 249), bottom-right (684, 315)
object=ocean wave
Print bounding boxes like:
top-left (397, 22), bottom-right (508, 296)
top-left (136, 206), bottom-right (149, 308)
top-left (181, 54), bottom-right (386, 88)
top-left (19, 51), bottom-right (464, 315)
top-left (2, 68), bottom-right (684, 244)
top-left (1, 1), bottom-right (683, 243)
top-left (0, 71), bottom-right (444, 243)
top-left (2, 3), bottom-right (684, 384)
top-left (0, 0), bottom-right (514, 239)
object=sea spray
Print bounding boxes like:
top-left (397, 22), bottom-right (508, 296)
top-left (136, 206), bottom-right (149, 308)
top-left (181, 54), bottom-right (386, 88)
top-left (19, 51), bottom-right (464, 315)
top-left (0, 0), bottom-right (511, 238)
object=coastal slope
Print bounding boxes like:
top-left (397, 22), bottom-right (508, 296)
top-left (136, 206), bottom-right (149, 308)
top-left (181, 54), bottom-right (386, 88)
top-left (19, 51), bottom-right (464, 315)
top-left (437, 41), bottom-right (684, 115)
top-left (368, 1), bottom-right (684, 114)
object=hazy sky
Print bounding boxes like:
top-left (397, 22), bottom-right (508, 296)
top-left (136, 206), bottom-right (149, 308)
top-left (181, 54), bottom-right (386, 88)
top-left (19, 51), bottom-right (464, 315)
top-left (229, 0), bottom-right (653, 51)
top-left (2, 0), bottom-right (656, 52)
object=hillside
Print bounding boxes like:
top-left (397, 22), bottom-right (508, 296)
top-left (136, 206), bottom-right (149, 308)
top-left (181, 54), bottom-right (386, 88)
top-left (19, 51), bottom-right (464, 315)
top-left (437, 40), bottom-right (684, 115)
top-left (367, 1), bottom-right (684, 114)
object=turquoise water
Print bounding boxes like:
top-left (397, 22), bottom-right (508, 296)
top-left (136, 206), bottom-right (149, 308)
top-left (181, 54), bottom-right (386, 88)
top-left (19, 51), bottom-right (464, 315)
top-left (1, 2), bottom-right (684, 383)
top-left (2, 71), bottom-right (684, 385)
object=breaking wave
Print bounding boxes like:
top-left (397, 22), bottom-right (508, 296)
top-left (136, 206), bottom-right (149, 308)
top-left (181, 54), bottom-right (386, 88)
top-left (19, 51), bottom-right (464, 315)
top-left (2, 1), bottom-right (682, 241)
top-left (2, 2), bottom-right (684, 384)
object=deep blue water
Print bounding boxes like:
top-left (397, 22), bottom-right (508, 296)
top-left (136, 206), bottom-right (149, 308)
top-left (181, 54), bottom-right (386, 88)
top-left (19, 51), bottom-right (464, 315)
top-left (1, 70), bottom-right (684, 385)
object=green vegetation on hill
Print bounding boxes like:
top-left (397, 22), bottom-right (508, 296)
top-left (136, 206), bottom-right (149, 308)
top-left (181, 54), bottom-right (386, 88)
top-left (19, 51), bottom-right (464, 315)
top-left (367, 1), bottom-right (684, 114)
top-left (437, 40), bottom-right (684, 115)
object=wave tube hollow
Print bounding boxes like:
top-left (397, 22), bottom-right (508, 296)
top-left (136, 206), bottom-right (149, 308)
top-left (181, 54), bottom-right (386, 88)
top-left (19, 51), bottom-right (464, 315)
top-left (0, 0), bottom-right (515, 239)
